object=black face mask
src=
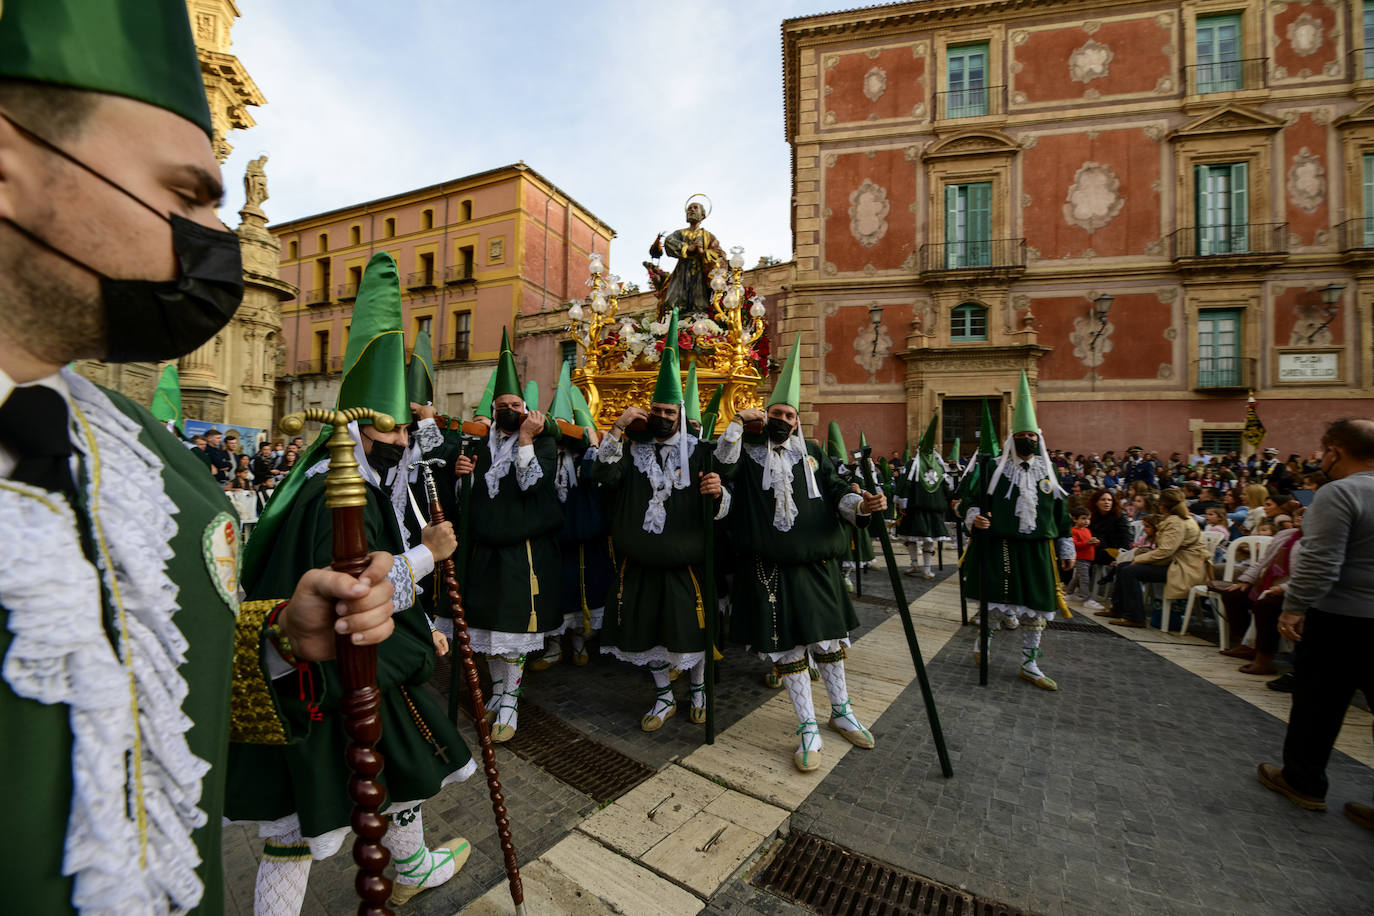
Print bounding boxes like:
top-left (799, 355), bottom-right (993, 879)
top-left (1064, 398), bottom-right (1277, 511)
top-left (646, 415), bottom-right (677, 440)
top-left (765, 417), bottom-right (794, 445)
top-left (495, 408), bottom-right (524, 433)
top-left (1014, 437), bottom-right (1038, 458)
top-left (366, 440), bottom-right (406, 477)
top-left (0, 113), bottom-right (244, 363)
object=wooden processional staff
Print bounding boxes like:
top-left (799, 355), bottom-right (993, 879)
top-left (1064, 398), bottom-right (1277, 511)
top-left (279, 407), bottom-right (398, 915)
top-left (410, 456), bottom-right (526, 915)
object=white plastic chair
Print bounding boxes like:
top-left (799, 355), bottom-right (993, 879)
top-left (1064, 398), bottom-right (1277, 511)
top-left (1178, 535), bottom-right (1273, 644)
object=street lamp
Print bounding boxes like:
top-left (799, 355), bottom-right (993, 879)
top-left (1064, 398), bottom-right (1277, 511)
top-left (1305, 282), bottom-right (1344, 343)
top-left (868, 303), bottom-right (884, 356)
top-left (1088, 293), bottom-right (1114, 391)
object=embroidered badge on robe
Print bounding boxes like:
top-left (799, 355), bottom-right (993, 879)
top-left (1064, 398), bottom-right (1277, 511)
top-left (203, 511), bottom-right (241, 614)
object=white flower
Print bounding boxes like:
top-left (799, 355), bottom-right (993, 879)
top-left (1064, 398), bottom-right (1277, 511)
top-left (648, 320), bottom-right (669, 336)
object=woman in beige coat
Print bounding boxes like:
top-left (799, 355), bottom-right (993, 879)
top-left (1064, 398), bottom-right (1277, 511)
top-left (1104, 489), bottom-right (1212, 628)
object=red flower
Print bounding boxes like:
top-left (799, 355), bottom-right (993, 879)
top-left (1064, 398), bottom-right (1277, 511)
top-left (655, 339), bottom-right (665, 352)
top-left (678, 330), bottom-right (692, 350)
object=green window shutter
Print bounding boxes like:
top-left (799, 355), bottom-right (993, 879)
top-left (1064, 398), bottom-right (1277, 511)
top-left (945, 184), bottom-right (959, 268)
top-left (1197, 15), bottom-right (1242, 92)
top-left (946, 44), bottom-right (988, 117)
top-left (1230, 162), bottom-right (1249, 252)
top-left (1194, 165), bottom-right (1210, 255)
top-left (968, 183), bottom-right (991, 266)
top-left (1363, 154), bottom-right (1374, 246)
top-left (1365, 2), bottom-right (1374, 77)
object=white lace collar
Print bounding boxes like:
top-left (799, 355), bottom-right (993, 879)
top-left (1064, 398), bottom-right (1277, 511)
top-left (1, 369), bottom-right (211, 914)
top-left (746, 431), bottom-right (820, 532)
top-left (483, 426), bottom-right (520, 497)
top-left (630, 434), bottom-right (697, 533)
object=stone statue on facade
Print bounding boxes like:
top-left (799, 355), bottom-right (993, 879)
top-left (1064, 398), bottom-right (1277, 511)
top-left (242, 155), bottom-right (269, 218)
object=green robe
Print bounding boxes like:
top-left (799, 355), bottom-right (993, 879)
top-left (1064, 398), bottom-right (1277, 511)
top-left (1, 384), bottom-right (299, 915)
top-left (896, 464), bottom-right (952, 539)
top-left (717, 435), bottom-right (860, 653)
top-left (595, 435), bottom-right (716, 658)
top-left (961, 464), bottom-right (1071, 616)
top-left (224, 472), bottom-right (473, 839)
top-left (452, 431), bottom-right (564, 637)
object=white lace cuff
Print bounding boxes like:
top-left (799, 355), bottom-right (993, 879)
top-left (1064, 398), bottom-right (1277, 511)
top-left (1055, 537), bottom-right (1076, 561)
top-left (597, 435), bottom-right (623, 463)
top-left (964, 507), bottom-right (982, 532)
top-left (714, 487), bottom-right (731, 520)
top-left (715, 420), bottom-right (743, 464)
top-left (389, 553), bottom-right (418, 611)
top-left (414, 418), bottom-right (442, 454)
top-left (515, 444), bottom-right (543, 491)
top-left (838, 492), bottom-right (862, 526)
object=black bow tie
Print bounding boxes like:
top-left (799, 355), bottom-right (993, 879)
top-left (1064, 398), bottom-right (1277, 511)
top-left (0, 385), bottom-right (78, 501)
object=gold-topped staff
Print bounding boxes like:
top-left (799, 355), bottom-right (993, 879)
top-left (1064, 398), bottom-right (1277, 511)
top-left (279, 406), bottom-right (397, 916)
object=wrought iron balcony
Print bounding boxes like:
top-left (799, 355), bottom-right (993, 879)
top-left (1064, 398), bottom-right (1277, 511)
top-left (294, 357), bottom-right (341, 375)
top-left (1168, 223), bottom-right (1288, 265)
top-left (1185, 58), bottom-right (1267, 95)
top-left (1193, 357), bottom-right (1256, 391)
top-left (437, 341), bottom-right (470, 363)
top-left (934, 85), bottom-right (1006, 120)
top-left (407, 270), bottom-right (437, 290)
top-left (337, 283), bottom-right (358, 301)
top-left (1337, 218), bottom-right (1374, 259)
top-left (303, 287), bottom-right (331, 306)
top-left (445, 264), bottom-right (476, 284)
top-left (1349, 47), bottom-right (1374, 81)
top-left (918, 238), bottom-right (1026, 275)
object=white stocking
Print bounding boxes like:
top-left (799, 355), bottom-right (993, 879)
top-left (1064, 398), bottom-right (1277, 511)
top-left (647, 661), bottom-right (675, 719)
top-left (254, 830), bottom-right (312, 916)
top-left (817, 656), bottom-right (865, 733)
top-left (483, 653), bottom-right (504, 715)
top-left (922, 539), bottom-right (936, 572)
top-left (688, 658), bottom-right (706, 712)
top-left (777, 648), bottom-right (820, 753)
top-left (388, 806), bottom-right (461, 889)
top-left (570, 632), bottom-right (585, 653)
top-left (1021, 620), bottom-right (1046, 677)
top-left (494, 655), bottom-right (524, 729)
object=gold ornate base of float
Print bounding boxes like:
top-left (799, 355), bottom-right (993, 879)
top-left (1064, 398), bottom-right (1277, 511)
top-left (574, 360), bottom-right (762, 430)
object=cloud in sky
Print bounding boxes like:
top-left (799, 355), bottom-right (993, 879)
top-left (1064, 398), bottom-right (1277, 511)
top-left (219, 0), bottom-right (839, 288)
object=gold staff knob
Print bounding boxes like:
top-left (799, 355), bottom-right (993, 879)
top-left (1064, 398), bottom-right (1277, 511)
top-left (279, 408), bottom-right (396, 509)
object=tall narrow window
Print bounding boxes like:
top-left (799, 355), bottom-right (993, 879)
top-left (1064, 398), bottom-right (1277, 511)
top-left (421, 209), bottom-right (434, 230)
top-left (460, 245), bottom-right (475, 279)
top-left (460, 200), bottom-right (473, 221)
top-left (317, 232), bottom-right (329, 253)
top-left (946, 43), bottom-right (989, 118)
top-left (1194, 163), bottom-right (1248, 255)
top-left (287, 240), bottom-right (298, 259)
top-left (950, 303), bottom-right (989, 341)
top-left (417, 316), bottom-right (432, 337)
top-left (1197, 309), bottom-right (1243, 388)
top-left (313, 329), bottom-right (329, 371)
top-left (349, 225), bottom-right (361, 246)
top-left (314, 257), bottom-right (332, 301)
top-left (384, 217), bottom-right (396, 238)
top-left (1363, 154), bottom-right (1374, 247)
top-left (945, 183), bottom-right (992, 268)
top-left (1196, 14), bottom-right (1242, 93)
top-left (1364, 1), bottom-right (1374, 78)
top-left (560, 340), bottom-right (577, 367)
top-left (419, 251), bottom-right (435, 285)
top-left (453, 311), bottom-right (471, 360)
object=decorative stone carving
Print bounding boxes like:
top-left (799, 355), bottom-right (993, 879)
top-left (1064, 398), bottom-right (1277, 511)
top-left (1163, 326), bottom-right (1178, 340)
top-left (1144, 238), bottom-right (1165, 256)
top-left (863, 264), bottom-right (877, 276)
top-left (1024, 246), bottom-right (1042, 262)
top-left (912, 102), bottom-right (927, 119)
top-left (1312, 107), bottom-right (1334, 126)
top-left (1083, 88), bottom-right (1101, 100)
top-left (1157, 288), bottom-right (1177, 305)
top-left (1020, 134), bottom-right (1039, 149)
top-left (1069, 314), bottom-right (1114, 367)
top-left (1157, 363), bottom-right (1175, 380)
top-left (1083, 20), bottom-right (1101, 34)
top-left (1287, 147), bottom-right (1326, 214)
top-left (1143, 123), bottom-right (1166, 140)
top-left (823, 207), bottom-right (834, 219)
top-left (1010, 60), bottom-right (1024, 75)
top-left (824, 262), bottom-right (838, 276)
top-left (1013, 91), bottom-right (1028, 105)
top-left (904, 144), bottom-right (924, 161)
top-left (1156, 13), bottom-right (1174, 28)
top-left (849, 180), bottom-right (890, 248)
top-left (1022, 193), bottom-right (1032, 209)
top-left (1070, 39), bottom-right (1114, 83)
top-left (866, 48), bottom-right (881, 60)
top-left (824, 55), bottom-right (840, 69)
top-left (823, 111), bottom-right (838, 126)
top-left (863, 67), bottom-right (888, 102)
top-left (854, 321), bottom-right (893, 376)
top-left (1290, 295), bottom-right (1335, 346)
top-left (1063, 162), bottom-right (1125, 232)
top-left (824, 153), bottom-right (838, 168)
top-left (1011, 30), bottom-right (1029, 45)
top-left (914, 42), bottom-right (929, 58)
top-left (1286, 12), bottom-right (1324, 57)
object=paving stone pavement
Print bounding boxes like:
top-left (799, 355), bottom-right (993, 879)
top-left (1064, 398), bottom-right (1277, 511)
top-left (765, 620), bottom-right (1374, 916)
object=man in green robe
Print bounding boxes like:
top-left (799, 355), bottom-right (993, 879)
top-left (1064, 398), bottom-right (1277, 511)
top-left (963, 373), bottom-right (1075, 690)
top-left (448, 330), bottom-right (564, 743)
top-left (716, 337), bottom-right (886, 772)
top-left (596, 311), bottom-right (726, 731)
top-left (0, 4), bottom-right (396, 911)
top-left (229, 253), bottom-right (474, 912)
top-left (897, 413), bottom-right (952, 579)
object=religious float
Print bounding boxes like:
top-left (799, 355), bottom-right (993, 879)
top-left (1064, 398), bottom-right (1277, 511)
top-left (566, 194), bottom-right (769, 428)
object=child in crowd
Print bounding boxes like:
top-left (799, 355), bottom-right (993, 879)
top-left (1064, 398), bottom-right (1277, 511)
top-left (1203, 506), bottom-right (1231, 566)
top-left (1272, 513), bottom-right (1295, 531)
top-left (1254, 519), bottom-right (1277, 538)
top-left (1131, 515), bottom-right (1158, 550)
top-left (1069, 510), bottom-right (1097, 601)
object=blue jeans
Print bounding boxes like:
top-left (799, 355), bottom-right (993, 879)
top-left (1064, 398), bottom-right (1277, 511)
top-left (1110, 563), bottom-right (1169, 622)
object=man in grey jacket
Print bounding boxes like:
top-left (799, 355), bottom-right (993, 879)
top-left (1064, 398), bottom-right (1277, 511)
top-left (1256, 418), bottom-right (1374, 830)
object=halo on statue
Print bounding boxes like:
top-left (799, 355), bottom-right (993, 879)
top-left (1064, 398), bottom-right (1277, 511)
top-left (684, 193), bottom-right (713, 220)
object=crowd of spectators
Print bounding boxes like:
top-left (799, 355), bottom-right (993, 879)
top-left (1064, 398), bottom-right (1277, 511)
top-left (187, 429), bottom-right (305, 508)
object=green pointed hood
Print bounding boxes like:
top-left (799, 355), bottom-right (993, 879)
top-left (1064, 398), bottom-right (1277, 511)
top-left (700, 385), bottom-right (724, 439)
top-left (406, 329), bottom-right (435, 406)
top-left (826, 421), bottom-right (847, 460)
top-left (903, 441), bottom-right (911, 463)
top-left (548, 362), bottom-right (575, 422)
top-left (1011, 370), bottom-right (1038, 434)
top-left (336, 252), bottom-right (409, 426)
top-left (950, 438), bottom-right (961, 463)
top-left (978, 398), bottom-right (1001, 459)
top-left (652, 310), bottom-right (684, 405)
top-left (683, 363), bottom-right (702, 428)
top-left (917, 412), bottom-right (944, 493)
top-left (150, 364), bottom-right (182, 433)
top-left (523, 380), bottom-right (539, 410)
top-left (493, 328), bottom-right (522, 400)
top-left (768, 333), bottom-right (802, 409)
top-left (475, 368), bottom-right (497, 419)
top-left (569, 383), bottom-right (596, 430)
top-left (0, 0), bottom-right (214, 139)
top-left (859, 431), bottom-right (869, 450)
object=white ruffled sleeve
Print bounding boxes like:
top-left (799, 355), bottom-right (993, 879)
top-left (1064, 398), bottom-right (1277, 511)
top-left (514, 443), bottom-right (543, 491)
top-left (715, 420), bottom-right (743, 464)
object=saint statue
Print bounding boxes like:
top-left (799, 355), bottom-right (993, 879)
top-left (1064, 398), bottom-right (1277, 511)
top-left (243, 155), bottom-right (269, 212)
top-left (653, 196), bottom-right (725, 319)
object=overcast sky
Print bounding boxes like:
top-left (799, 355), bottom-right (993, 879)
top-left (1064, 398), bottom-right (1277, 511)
top-left (218, 0), bottom-right (841, 285)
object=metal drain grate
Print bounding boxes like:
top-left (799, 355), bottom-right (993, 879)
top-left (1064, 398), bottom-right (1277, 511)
top-left (1047, 619), bottom-right (1120, 635)
top-left (504, 703), bottom-right (656, 804)
top-left (756, 831), bottom-right (1032, 916)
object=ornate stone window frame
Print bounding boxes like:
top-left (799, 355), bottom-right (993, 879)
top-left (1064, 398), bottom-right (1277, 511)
top-left (923, 130), bottom-right (1020, 257)
top-left (1182, 285), bottom-right (1262, 391)
top-left (931, 24), bottom-right (1006, 127)
top-left (1180, 0), bottom-right (1269, 111)
top-left (1168, 106), bottom-right (1281, 236)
